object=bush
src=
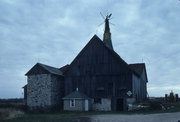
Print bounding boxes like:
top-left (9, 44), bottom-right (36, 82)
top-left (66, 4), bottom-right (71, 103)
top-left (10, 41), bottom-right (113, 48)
top-left (0, 108), bottom-right (24, 120)
top-left (149, 101), bottom-right (162, 110)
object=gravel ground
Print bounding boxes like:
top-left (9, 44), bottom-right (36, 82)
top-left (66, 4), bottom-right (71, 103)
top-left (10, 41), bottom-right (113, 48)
top-left (89, 112), bottom-right (180, 122)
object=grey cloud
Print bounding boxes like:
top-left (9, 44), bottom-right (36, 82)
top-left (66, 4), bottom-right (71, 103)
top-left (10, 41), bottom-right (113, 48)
top-left (0, 0), bottom-right (180, 98)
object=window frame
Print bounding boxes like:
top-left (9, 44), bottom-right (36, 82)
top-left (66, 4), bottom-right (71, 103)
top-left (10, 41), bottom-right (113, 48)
top-left (70, 99), bottom-right (75, 107)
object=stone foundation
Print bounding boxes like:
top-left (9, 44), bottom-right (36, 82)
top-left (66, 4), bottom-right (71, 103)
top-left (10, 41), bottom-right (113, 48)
top-left (92, 98), bottom-right (111, 111)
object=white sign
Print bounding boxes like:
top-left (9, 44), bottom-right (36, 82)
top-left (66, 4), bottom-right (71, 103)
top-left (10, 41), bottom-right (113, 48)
top-left (127, 91), bottom-right (132, 96)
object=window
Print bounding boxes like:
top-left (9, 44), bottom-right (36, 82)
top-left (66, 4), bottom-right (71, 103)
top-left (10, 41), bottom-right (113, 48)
top-left (70, 99), bottom-right (75, 107)
top-left (93, 98), bottom-right (102, 104)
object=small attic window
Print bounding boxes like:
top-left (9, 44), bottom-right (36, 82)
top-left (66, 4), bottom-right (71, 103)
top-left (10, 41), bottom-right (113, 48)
top-left (70, 99), bottom-right (75, 107)
top-left (94, 98), bottom-right (101, 104)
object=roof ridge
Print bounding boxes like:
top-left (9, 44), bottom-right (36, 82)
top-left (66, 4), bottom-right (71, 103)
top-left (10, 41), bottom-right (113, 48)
top-left (37, 62), bottom-right (59, 69)
top-left (37, 63), bottom-right (63, 76)
top-left (63, 90), bottom-right (90, 99)
top-left (129, 63), bottom-right (145, 65)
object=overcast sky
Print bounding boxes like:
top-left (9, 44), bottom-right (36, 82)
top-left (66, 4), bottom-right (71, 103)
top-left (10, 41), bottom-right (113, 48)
top-left (0, 0), bottom-right (180, 98)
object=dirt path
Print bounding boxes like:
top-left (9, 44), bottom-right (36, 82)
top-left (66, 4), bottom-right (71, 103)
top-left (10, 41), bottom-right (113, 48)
top-left (89, 112), bottom-right (180, 122)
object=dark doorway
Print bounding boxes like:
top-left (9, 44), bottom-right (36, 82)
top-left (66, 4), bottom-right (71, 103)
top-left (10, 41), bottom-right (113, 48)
top-left (116, 99), bottom-right (124, 111)
top-left (108, 83), bottom-right (113, 96)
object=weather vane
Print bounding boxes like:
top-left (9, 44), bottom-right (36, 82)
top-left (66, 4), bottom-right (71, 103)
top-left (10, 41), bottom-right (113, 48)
top-left (106, 13), bottom-right (112, 20)
top-left (100, 12), bottom-right (112, 21)
top-left (98, 12), bottom-right (113, 27)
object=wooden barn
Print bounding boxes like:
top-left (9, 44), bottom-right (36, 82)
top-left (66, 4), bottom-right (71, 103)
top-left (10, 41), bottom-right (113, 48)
top-left (24, 14), bottom-right (148, 111)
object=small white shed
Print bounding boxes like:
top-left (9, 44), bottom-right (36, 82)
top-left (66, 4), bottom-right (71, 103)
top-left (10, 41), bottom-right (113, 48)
top-left (62, 88), bottom-right (90, 111)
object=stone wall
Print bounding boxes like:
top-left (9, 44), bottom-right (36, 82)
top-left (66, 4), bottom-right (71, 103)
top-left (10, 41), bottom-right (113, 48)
top-left (63, 99), bottom-right (84, 111)
top-left (92, 98), bottom-right (111, 111)
top-left (27, 74), bottom-right (63, 110)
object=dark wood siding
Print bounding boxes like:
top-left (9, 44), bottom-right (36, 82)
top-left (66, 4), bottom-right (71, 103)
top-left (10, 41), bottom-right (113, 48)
top-left (64, 37), bottom-right (133, 101)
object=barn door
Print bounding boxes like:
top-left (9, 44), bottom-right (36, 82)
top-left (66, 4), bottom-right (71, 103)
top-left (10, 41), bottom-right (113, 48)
top-left (116, 99), bottom-right (124, 111)
top-left (85, 99), bottom-right (89, 111)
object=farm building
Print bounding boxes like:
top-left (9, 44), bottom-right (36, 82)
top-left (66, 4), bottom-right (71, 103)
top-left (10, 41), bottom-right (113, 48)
top-left (24, 14), bottom-right (148, 111)
top-left (63, 88), bottom-right (90, 111)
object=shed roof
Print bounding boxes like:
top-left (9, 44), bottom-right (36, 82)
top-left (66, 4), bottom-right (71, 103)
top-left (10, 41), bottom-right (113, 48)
top-left (129, 63), bottom-right (148, 82)
top-left (129, 63), bottom-right (145, 75)
top-left (63, 90), bottom-right (90, 99)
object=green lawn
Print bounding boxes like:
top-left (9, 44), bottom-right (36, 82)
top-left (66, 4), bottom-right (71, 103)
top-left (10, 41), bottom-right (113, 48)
top-left (1, 102), bottom-right (180, 122)
top-left (1, 113), bottom-right (86, 122)
top-left (0, 111), bottom-right (105, 122)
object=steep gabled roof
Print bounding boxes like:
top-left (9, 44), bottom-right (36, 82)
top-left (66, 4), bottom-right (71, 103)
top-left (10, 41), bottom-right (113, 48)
top-left (63, 90), bottom-right (90, 99)
top-left (129, 63), bottom-right (148, 82)
top-left (66, 35), bottom-right (140, 77)
top-left (25, 63), bottom-right (63, 76)
top-left (100, 37), bottom-right (141, 76)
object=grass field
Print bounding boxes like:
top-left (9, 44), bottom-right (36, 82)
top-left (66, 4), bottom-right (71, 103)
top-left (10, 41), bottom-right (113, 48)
top-left (1, 102), bottom-right (180, 122)
top-left (0, 110), bottom-right (95, 122)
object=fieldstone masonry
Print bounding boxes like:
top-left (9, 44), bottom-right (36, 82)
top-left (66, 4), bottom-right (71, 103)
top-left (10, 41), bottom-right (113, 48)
top-left (92, 98), bottom-right (111, 111)
top-left (27, 74), bottom-right (63, 110)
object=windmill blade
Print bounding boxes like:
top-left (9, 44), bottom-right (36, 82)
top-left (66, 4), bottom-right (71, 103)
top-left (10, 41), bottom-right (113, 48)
top-left (98, 21), bottom-right (104, 27)
top-left (110, 22), bottom-right (115, 26)
top-left (109, 17), bottom-right (113, 20)
top-left (100, 12), bottom-right (105, 19)
top-left (108, 13), bottom-right (112, 18)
